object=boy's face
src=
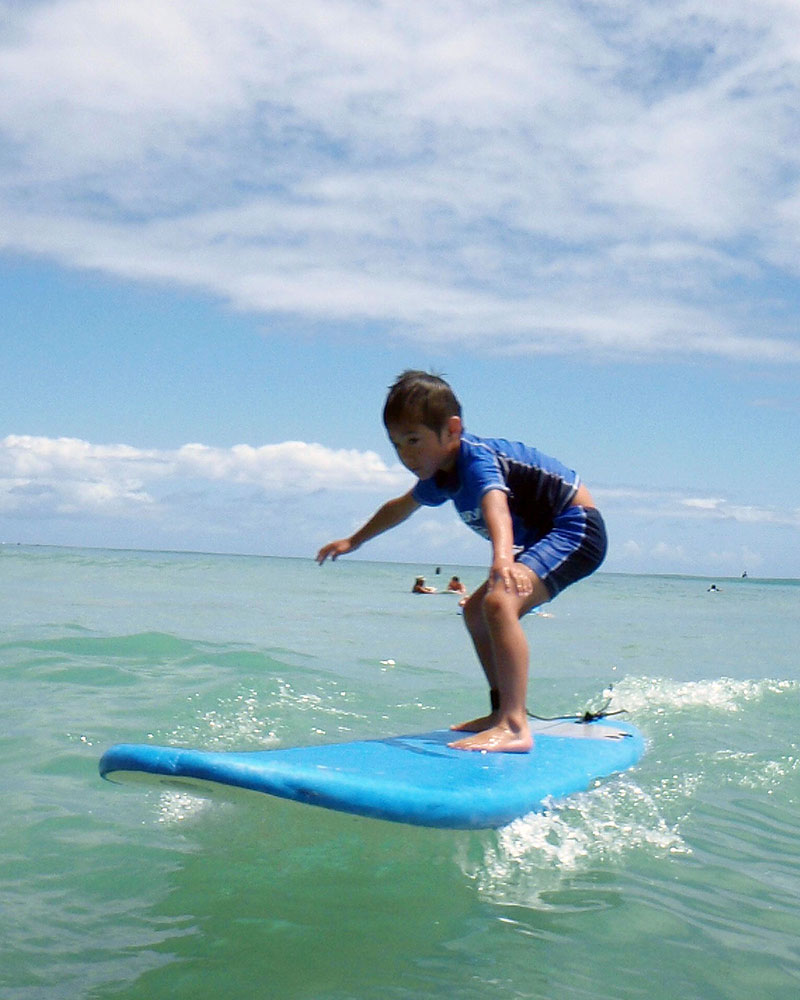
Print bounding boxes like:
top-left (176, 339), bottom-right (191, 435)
top-left (387, 416), bottom-right (462, 481)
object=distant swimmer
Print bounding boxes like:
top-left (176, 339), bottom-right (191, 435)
top-left (446, 575), bottom-right (468, 595)
top-left (707, 584), bottom-right (721, 592)
top-left (412, 576), bottom-right (437, 594)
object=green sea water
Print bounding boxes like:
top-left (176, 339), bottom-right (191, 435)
top-left (1, 545), bottom-right (799, 999)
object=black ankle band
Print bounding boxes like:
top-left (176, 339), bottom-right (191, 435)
top-left (490, 688), bottom-right (500, 712)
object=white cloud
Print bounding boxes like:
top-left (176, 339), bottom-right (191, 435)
top-left (2, 434), bottom-right (797, 577)
top-left (680, 496), bottom-right (800, 527)
top-left (651, 540), bottom-right (689, 563)
top-left (595, 482), bottom-right (800, 577)
top-left (0, 434), bottom-right (410, 520)
top-left (175, 441), bottom-right (406, 490)
top-left (682, 497), bottom-right (725, 512)
top-left (596, 485), bottom-right (800, 530)
top-left (1, 1), bottom-right (800, 362)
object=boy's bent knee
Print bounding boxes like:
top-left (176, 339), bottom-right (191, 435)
top-left (481, 586), bottom-right (519, 624)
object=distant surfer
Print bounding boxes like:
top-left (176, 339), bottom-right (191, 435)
top-left (412, 576), bottom-right (436, 593)
top-left (317, 370), bottom-right (606, 753)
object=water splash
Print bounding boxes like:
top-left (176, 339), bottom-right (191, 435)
top-left (607, 675), bottom-right (796, 715)
top-left (157, 789), bottom-right (214, 825)
top-left (462, 675), bottom-right (799, 908)
top-left (459, 775), bottom-right (689, 906)
top-left (712, 748), bottom-right (800, 792)
top-left (166, 676), bottom-right (370, 748)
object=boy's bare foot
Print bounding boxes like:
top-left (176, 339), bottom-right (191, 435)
top-left (448, 724), bottom-right (533, 753)
top-left (450, 712), bottom-right (499, 733)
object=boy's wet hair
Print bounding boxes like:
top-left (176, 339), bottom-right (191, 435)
top-left (383, 370), bottom-right (462, 432)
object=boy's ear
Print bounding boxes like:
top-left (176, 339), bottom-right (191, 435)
top-left (445, 415), bottom-right (463, 440)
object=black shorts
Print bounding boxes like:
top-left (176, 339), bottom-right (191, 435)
top-left (517, 506), bottom-right (607, 599)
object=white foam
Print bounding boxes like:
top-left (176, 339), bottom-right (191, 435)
top-left (712, 748), bottom-right (800, 791)
top-left (167, 687), bottom-right (280, 748)
top-left (167, 678), bottom-right (369, 748)
top-left (156, 789), bottom-right (212, 825)
top-left (461, 676), bottom-right (799, 907)
top-left (607, 676), bottom-right (796, 715)
top-left (458, 777), bottom-right (689, 907)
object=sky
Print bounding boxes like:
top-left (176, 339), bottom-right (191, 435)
top-left (1, 0), bottom-right (799, 578)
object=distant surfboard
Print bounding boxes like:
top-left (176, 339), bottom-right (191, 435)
top-left (99, 717), bottom-right (644, 829)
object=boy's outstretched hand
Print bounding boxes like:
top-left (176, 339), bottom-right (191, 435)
top-left (316, 538), bottom-right (355, 565)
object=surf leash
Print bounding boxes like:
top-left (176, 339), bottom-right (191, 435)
top-left (529, 687), bottom-right (627, 723)
top-left (492, 685), bottom-right (626, 723)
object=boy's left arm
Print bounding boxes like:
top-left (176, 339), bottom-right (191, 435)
top-left (481, 489), bottom-right (534, 597)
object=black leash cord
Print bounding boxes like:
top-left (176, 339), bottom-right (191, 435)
top-left (526, 694), bottom-right (627, 724)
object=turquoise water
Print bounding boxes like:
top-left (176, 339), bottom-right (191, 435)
top-left (2, 545), bottom-right (799, 999)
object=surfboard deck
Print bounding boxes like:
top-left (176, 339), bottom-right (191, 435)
top-left (99, 717), bottom-right (644, 829)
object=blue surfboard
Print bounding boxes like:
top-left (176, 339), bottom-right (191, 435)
top-left (99, 717), bottom-right (644, 829)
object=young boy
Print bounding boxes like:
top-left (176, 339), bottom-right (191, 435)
top-left (316, 371), bottom-right (607, 753)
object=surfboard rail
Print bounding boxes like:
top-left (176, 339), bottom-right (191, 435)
top-left (99, 719), bottom-right (645, 829)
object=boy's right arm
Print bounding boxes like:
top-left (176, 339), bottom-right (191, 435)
top-left (316, 490), bottom-right (420, 564)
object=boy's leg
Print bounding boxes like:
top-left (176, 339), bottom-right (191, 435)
top-left (450, 581), bottom-right (498, 733)
top-left (450, 506), bottom-right (606, 752)
top-left (450, 569), bottom-right (550, 753)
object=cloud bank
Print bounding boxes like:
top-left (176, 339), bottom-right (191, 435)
top-left (2, 434), bottom-right (796, 576)
top-left (1, 0), bottom-right (799, 362)
top-left (0, 434), bottom-right (409, 518)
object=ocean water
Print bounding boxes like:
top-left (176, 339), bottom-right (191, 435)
top-left (1, 544), bottom-right (799, 1000)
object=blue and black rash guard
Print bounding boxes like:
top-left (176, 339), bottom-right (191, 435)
top-left (412, 432), bottom-right (580, 547)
